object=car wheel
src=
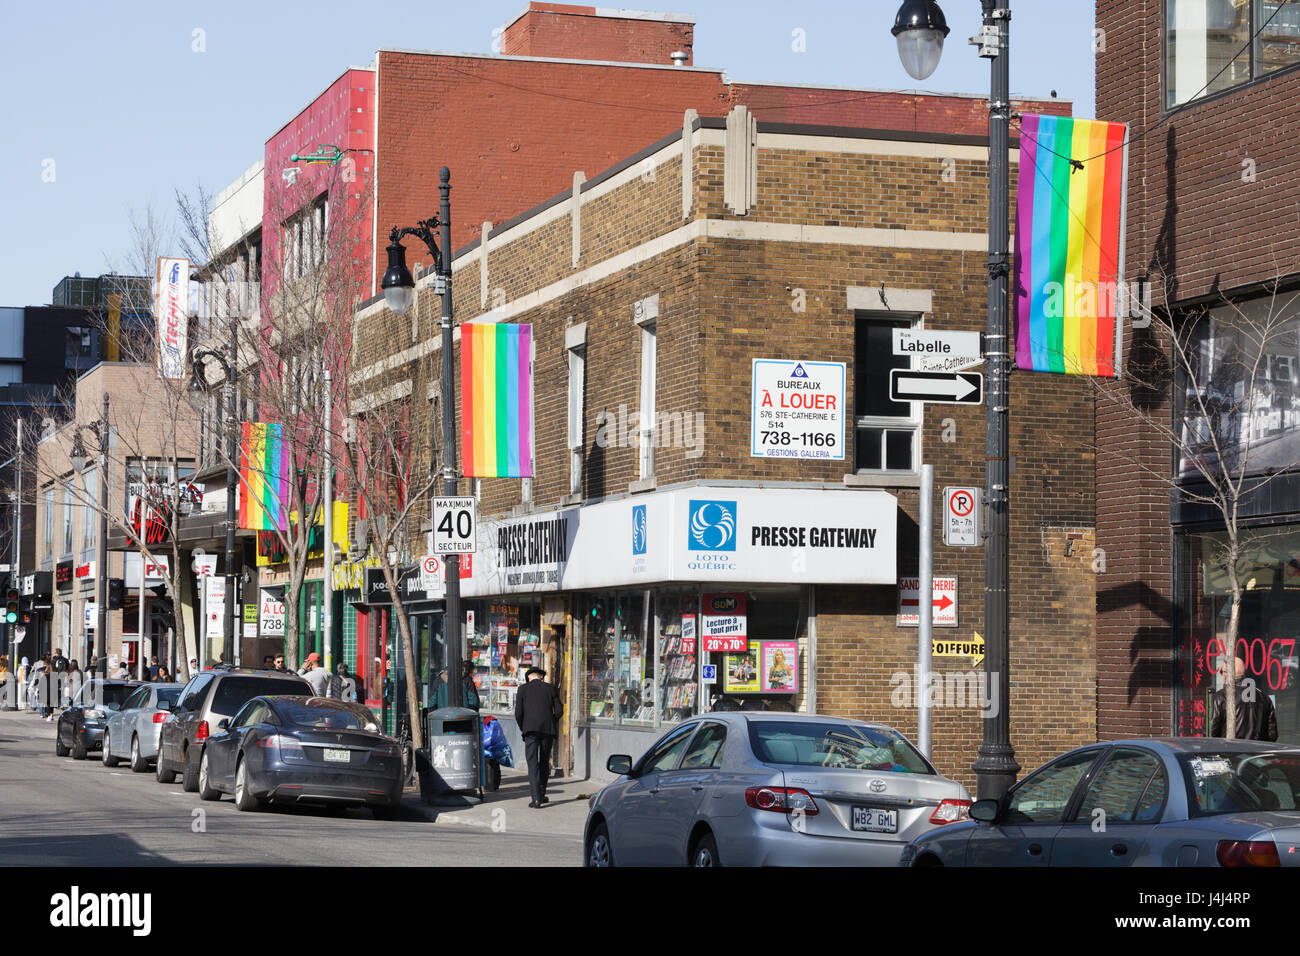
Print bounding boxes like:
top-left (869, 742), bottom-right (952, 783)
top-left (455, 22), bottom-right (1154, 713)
top-left (181, 746), bottom-right (200, 792)
top-left (586, 820), bottom-right (615, 867)
top-left (155, 750), bottom-right (177, 784)
top-left (130, 735), bottom-right (149, 773)
top-left (198, 750), bottom-right (221, 801)
top-left (102, 732), bottom-right (119, 767)
top-left (233, 758), bottom-right (264, 812)
top-left (54, 725), bottom-right (69, 757)
top-left (691, 832), bottom-right (720, 867)
top-left (71, 733), bottom-right (87, 761)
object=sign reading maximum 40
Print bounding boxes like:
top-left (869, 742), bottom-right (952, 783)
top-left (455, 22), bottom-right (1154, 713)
top-left (433, 497), bottom-right (477, 554)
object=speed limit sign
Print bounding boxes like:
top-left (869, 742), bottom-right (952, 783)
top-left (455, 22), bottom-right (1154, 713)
top-left (433, 497), bottom-right (477, 554)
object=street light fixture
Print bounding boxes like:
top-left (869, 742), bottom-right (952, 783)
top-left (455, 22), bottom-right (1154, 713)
top-left (892, 0), bottom-right (950, 81)
top-left (384, 167), bottom-right (462, 713)
top-left (894, 0), bottom-right (1018, 801)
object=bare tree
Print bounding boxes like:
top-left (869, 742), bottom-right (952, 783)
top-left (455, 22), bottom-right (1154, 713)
top-left (1094, 275), bottom-right (1300, 739)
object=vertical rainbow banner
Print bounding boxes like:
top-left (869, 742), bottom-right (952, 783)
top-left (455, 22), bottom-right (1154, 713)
top-left (461, 322), bottom-right (533, 478)
top-left (1014, 113), bottom-right (1129, 377)
top-left (238, 422), bottom-right (289, 531)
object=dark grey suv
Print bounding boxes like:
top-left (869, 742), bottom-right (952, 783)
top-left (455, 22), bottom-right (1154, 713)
top-left (156, 666), bottom-right (311, 792)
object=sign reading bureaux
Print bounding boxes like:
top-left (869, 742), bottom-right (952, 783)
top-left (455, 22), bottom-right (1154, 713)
top-left (154, 257), bottom-right (189, 380)
top-left (751, 359), bottom-right (845, 460)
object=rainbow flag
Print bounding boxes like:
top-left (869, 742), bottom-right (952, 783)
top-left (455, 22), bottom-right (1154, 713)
top-left (238, 422), bottom-right (289, 531)
top-left (461, 322), bottom-right (533, 478)
top-left (1014, 113), bottom-right (1129, 377)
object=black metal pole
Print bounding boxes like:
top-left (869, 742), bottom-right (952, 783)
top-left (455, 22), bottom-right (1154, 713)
top-left (96, 392), bottom-right (109, 674)
top-left (972, 0), bottom-right (1020, 800)
top-left (439, 167), bottom-right (462, 710)
top-left (223, 324), bottom-right (237, 667)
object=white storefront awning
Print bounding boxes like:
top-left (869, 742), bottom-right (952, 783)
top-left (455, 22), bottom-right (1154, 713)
top-left (460, 486), bottom-right (897, 597)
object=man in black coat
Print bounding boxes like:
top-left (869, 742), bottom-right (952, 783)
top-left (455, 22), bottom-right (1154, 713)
top-left (514, 666), bottom-right (562, 808)
top-left (1211, 657), bottom-right (1279, 741)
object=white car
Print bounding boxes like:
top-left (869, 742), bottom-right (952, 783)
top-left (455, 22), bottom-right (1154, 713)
top-left (102, 683), bottom-right (184, 772)
top-left (584, 712), bottom-right (971, 866)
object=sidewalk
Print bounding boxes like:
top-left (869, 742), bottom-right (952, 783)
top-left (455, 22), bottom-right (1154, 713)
top-left (400, 766), bottom-right (594, 839)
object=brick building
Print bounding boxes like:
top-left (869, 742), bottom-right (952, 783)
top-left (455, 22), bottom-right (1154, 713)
top-left (1096, 0), bottom-right (1300, 742)
top-left (348, 107), bottom-right (1096, 789)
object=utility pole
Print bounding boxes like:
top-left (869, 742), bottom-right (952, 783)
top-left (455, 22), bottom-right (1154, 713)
top-left (439, 168), bottom-right (462, 710)
top-left (223, 323), bottom-right (237, 667)
top-left (96, 393), bottom-right (110, 674)
top-left (970, 0), bottom-right (1020, 800)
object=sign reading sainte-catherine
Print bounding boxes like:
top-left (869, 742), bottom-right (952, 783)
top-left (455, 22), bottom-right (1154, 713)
top-left (751, 360), bottom-right (845, 461)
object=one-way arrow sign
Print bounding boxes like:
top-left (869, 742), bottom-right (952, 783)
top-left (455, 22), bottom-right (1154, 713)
top-left (889, 369), bottom-right (983, 405)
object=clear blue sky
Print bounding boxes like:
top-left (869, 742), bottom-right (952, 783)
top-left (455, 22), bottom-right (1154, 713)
top-left (0, 0), bottom-right (1097, 307)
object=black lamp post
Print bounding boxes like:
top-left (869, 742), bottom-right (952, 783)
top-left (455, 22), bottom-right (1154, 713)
top-left (70, 393), bottom-right (111, 674)
top-left (893, 0), bottom-right (1020, 800)
top-left (382, 167), bottom-right (460, 711)
top-left (192, 323), bottom-right (239, 669)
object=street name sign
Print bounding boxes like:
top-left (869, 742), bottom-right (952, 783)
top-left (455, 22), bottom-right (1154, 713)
top-left (892, 329), bottom-right (984, 372)
top-left (889, 370), bottom-right (983, 405)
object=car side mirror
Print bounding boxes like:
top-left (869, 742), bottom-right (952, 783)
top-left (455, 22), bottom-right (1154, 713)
top-left (606, 754), bottom-right (633, 776)
top-left (217, 719), bottom-right (229, 731)
top-left (968, 798), bottom-right (1001, 823)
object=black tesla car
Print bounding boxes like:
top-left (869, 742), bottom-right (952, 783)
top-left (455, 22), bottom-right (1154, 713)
top-left (195, 695), bottom-right (404, 818)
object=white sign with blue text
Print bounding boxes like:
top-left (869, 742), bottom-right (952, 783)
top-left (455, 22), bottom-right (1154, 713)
top-left (751, 359), bottom-right (845, 460)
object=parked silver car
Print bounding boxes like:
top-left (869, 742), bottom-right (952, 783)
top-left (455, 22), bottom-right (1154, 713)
top-left (900, 738), bottom-right (1300, 867)
top-left (584, 712), bottom-right (972, 866)
top-left (102, 683), bottom-right (184, 773)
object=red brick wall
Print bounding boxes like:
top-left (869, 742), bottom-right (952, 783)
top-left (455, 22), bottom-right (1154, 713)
top-left (501, 3), bottom-right (694, 66)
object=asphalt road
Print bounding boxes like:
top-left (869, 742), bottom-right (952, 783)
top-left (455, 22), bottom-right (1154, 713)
top-left (0, 710), bottom-right (581, 866)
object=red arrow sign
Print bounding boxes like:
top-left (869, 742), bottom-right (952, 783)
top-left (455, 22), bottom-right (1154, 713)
top-left (900, 595), bottom-right (954, 612)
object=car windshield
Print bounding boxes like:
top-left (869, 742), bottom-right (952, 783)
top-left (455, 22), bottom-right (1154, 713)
top-left (748, 720), bottom-right (934, 774)
top-left (95, 684), bottom-right (136, 711)
top-left (210, 677), bottom-right (308, 717)
top-left (277, 700), bottom-right (380, 732)
top-left (1179, 751), bottom-right (1300, 816)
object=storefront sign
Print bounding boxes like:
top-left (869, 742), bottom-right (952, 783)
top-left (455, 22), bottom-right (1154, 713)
top-left (363, 565), bottom-right (440, 605)
top-left (751, 359), bottom-right (846, 460)
top-left (333, 553), bottom-right (380, 591)
top-left (21, 572), bottom-right (51, 598)
top-left (462, 487), bottom-right (896, 596)
top-left (155, 256), bottom-right (189, 380)
top-left (933, 632), bottom-right (985, 666)
top-left (702, 593), bottom-right (747, 652)
top-left (897, 576), bottom-right (958, 627)
top-left (84, 603), bottom-right (98, 628)
top-left (75, 562), bottom-right (95, 580)
top-left (56, 561), bottom-right (73, 589)
top-left (193, 554), bottom-right (218, 578)
top-left (259, 590), bottom-right (286, 637)
top-left (243, 604), bottom-right (258, 624)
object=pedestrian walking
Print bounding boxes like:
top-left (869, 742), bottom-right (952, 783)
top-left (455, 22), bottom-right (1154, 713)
top-left (298, 653), bottom-right (331, 696)
top-left (31, 655), bottom-right (49, 717)
top-left (188, 658), bottom-right (199, 680)
top-left (513, 665), bottom-right (562, 809)
top-left (109, 657), bottom-right (130, 680)
top-left (16, 656), bottom-right (28, 710)
top-left (1211, 657), bottom-right (1279, 741)
top-left (0, 655), bottom-right (9, 708)
top-left (155, 665), bottom-right (171, 682)
top-left (63, 660), bottom-right (82, 709)
top-left (146, 656), bottom-right (160, 681)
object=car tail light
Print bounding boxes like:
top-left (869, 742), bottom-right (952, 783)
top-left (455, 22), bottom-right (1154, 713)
top-left (929, 799), bottom-right (972, 825)
top-left (152, 712), bottom-right (168, 723)
top-left (196, 720), bottom-right (209, 741)
top-left (1217, 840), bottom-right (1280, 867)
top-left (260, 734), bottom-right (305, 758)
top-left (745, 786), bottom-right (819, 815)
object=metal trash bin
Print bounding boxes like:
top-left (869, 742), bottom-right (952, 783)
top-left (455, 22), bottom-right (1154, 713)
top-left (420, 706), bottom-right (482, 802)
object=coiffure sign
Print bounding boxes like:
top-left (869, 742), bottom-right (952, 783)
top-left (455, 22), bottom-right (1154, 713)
top-left (155, 257), bottom-right (189, 380)
top-left (462, 487), bottom-right (896, 596)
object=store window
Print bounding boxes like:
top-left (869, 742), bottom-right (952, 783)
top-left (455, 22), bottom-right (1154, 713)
top-left (1174, 527), bottom-right (1300, 743)
top-left (854, 313), bottom-right (919, 473)
top-left (582, 592), bottom-right (652, 724)
top-left (1165, 1), bottom-right (1300, 109)
top-left (464, 599), bottom-right (542, 715)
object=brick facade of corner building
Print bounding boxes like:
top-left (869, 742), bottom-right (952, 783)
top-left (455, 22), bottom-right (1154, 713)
top-left (348, 115), bottom-right (1096, 790)
top-left (1094, 1), bottom-right (1300, 740)
top-left (500, 3), bottom-right (696, 65)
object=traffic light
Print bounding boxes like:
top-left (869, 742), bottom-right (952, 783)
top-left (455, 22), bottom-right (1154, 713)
top-left (107, 578), bottom-right (125, 611)
top-left (5, 589), bottom-right (18, 624)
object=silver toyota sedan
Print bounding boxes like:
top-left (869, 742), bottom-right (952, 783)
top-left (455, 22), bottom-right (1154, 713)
top-left (102, 683), bottom-right (184, 773)
top-left (584, 712), bottom-right (972, 866)
top-left (899, 737), bottom-right (1300, 867)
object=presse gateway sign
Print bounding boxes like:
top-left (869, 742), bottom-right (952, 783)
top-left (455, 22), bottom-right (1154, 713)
top-left (461, 487), bottom-right (897, 596)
